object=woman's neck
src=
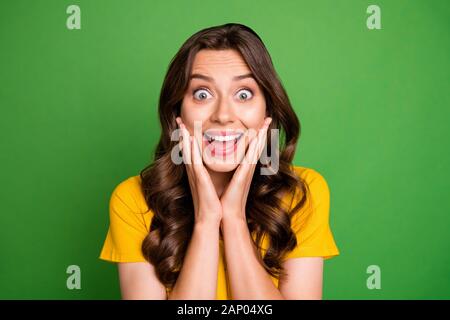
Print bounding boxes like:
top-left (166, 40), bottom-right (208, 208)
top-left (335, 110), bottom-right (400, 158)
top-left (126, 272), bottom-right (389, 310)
top-left (206, 168), bottom-right (234, 198)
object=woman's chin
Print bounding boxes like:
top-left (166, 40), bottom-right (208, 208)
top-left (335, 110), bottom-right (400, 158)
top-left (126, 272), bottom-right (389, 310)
top-left (202, 152), bottom-right (245, 172)
top-left (203, 161), bottom-right (239, 173)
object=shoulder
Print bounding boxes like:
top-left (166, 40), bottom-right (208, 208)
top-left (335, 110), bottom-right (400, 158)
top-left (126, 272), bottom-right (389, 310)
top-left (291, 165), bottom-right (330, 205)
top-left (287, 165), bottom-right (331, 227)
top-left (100, 175), bottom-right (152, 262)
top-left (110, 175), bottom-right (151, 215)
top-left (282, 166), bottom-right (339, 260)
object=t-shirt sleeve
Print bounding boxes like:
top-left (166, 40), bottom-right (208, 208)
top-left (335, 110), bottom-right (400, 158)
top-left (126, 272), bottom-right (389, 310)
top-left (282, 169), bottom-right (340, 261)
top-left (99, 177), bottom-right (150, 263)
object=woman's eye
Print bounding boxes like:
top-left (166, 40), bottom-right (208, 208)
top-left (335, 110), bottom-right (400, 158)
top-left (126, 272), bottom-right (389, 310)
top-left (193, 89), bottom-right (212, 101)
top-left (236, 89), bottom-right (253, 101)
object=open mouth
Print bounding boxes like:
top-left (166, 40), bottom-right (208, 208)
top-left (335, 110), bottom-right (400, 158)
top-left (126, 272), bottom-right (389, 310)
top-left (203, 132), bottom-right (244, 143)
top-left (203, 132), bottom-right (244, 157)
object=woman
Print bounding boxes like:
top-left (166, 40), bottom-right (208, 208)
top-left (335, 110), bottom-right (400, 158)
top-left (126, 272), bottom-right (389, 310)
top-left (99, 23), bottom-right (339, 300)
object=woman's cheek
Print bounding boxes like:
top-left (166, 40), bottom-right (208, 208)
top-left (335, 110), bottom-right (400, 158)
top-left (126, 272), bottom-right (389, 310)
top-left (181, 103), bottom-right (211, 134)
top-left (238, 103), bottom-right (266, 127)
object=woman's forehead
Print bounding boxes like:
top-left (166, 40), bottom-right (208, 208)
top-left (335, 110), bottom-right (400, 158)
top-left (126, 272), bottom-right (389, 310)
top-left (191, 49), bottom-right (251, 75)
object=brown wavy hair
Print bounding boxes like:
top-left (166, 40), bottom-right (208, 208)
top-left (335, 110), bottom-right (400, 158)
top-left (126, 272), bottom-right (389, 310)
top-left (140, 23), bottom-right (311, 289)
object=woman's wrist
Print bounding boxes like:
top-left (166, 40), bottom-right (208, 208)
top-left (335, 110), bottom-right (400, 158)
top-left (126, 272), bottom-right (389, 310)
top-left (221, 215), bottom-right (246, 228)
top-left (194, 217), bottom-right (221, 234)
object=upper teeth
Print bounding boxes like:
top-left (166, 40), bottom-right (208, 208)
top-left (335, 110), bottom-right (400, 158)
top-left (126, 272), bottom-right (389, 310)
top-left (204, 133), bottom-right (243, 142)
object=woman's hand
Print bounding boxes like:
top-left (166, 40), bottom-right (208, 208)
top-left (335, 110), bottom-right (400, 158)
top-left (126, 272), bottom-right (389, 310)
top-left (219, 117), bottom-right (272, 224)
top-left (176, 117), bottom-right (222, 227)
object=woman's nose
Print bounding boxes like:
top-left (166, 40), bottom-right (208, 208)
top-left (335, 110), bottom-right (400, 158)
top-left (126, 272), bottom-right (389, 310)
top-left (209, 97), bottom-right (235, 124)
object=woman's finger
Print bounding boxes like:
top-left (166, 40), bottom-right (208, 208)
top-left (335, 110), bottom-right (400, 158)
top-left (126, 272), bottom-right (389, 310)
top-left (232, 133), bottom-right (258, 185)
top-left (191, 134), bottom-right (205, 177)
top-left (177, 119), bottom-right (199, 211)
top-left (177, 119), bottom-right (197, 196)
top-left (246, 134), bottom-right (260, 165)
top-left (256, 117), bottom-right (272, 159)
top-left (237, 118), bottom-right (271, 180)
top-left (179, 123), bottom-right (192, 165)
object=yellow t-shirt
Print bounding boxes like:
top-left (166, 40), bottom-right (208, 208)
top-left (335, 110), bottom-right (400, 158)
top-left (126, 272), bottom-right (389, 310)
top-left (99, 165), bottom-right (339, 299)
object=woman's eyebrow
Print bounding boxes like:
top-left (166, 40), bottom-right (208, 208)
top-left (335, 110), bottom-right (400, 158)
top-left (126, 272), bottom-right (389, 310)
top-left (233, 73), bottom-right (255, 81)
top-left (189, 73), bottom-right (255, 82)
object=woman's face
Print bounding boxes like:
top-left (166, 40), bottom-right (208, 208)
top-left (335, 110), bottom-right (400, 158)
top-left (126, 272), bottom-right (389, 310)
top-left (180, 49), bottom-right (267, 173)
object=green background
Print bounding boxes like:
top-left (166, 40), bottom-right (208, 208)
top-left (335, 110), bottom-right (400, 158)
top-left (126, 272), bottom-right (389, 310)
top-left (1, 0), bottom-right (449, 299)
